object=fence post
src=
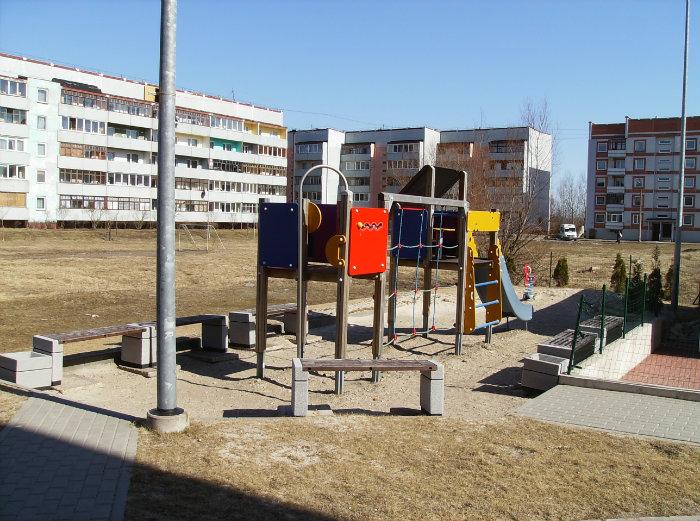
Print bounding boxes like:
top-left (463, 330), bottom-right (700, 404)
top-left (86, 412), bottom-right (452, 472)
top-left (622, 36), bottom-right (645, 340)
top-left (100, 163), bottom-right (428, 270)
top-left (642, 274), bottom-right (647, 325)
top-left (599, 284), bottom-right (607, 353)
top-left (622, 276), bottom-right (630, 338)
top-left (629, 255), bottom-right (633, 279)
top-left (567, 294), bottom-right (585, 375)
top-left (549, 251), bottom-right (553, 287)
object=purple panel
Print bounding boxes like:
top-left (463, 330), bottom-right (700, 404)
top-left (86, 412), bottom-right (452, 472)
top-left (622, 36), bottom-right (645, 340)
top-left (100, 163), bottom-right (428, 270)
top-left (308, 204), bottom-right (338, 263)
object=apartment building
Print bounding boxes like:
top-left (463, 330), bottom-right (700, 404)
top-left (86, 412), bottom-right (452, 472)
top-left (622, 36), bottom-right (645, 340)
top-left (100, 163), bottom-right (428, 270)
top-left (0, 52), bottom-right (287, 227)
top-left (586, 117), bottom-right (700, 242)
top-left (287, 126), bottom-right (551, 229)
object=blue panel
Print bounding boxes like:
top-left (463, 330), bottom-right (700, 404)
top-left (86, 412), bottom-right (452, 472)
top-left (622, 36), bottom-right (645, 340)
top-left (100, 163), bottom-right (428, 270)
top-left (391, 208), bottom-right (428, 261)
top-left (259, 202), bottom-right (298, 269)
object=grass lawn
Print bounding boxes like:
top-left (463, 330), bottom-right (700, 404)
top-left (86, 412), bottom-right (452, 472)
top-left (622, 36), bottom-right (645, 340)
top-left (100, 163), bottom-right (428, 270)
top-left (127, 416), bottom-right (700, 521)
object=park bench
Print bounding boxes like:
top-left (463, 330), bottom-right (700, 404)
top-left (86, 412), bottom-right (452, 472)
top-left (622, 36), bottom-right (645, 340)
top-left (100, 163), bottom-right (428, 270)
top-left (290, 358), bottom-right (444, 417)
top-left (578, 315), bottom-right (624, 351)
top-left (122, 314), bottom-right (229, 368)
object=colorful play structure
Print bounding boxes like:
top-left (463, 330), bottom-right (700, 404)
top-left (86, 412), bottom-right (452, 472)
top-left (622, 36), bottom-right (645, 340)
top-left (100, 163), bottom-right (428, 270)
top-left (255, 164), bottom-right (533, 393)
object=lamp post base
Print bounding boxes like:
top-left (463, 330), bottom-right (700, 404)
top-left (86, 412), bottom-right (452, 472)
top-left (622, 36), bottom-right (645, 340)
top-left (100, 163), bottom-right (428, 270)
top-left (147, 407), bottom-right (189, 433)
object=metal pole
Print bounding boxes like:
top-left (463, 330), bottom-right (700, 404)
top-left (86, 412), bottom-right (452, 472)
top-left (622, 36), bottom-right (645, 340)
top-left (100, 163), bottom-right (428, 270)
top-left (638, 188), bottom-right (643, 242)
top-left (148, 0), bottom-right (187, 432)
top-left (672, 0), bottom-right (691, 310)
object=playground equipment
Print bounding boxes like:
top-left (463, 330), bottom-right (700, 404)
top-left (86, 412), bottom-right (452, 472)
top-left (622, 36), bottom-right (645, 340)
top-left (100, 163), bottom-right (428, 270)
top-left (255, 165), bottom-right (389, 392)
top-left (254, 164), bottom-right (534, 392)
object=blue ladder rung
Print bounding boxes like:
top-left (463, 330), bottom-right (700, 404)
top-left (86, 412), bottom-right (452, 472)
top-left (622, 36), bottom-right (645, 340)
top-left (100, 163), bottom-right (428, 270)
top-left (475, 280), bottom-right (498, 288)
top-left (473, 320), bottom-right (499, 331)
top-left (476, 299), bottom-right (500, 308)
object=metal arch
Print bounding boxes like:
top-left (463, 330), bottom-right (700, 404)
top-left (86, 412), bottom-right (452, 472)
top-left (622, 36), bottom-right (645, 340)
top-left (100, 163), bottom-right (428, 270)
top-left (296, 164), bottom-right (352, 359)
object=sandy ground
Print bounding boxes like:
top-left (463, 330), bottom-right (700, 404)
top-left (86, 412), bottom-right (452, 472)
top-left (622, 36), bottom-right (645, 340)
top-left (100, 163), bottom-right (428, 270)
top-left (40, 286), bottom-right (583, 423)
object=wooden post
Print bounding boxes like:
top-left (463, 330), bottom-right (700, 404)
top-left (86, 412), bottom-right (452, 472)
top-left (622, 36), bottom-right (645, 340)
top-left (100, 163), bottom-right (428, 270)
top-left (422, 166), bottom-right (436, 336)
top-left (296, 199), bottom-right (309, 358)
top-left (255, 197), bottom-right (269, 378)
top-left (549, 251), bottom-right (553, 287)
top-left (371, 272), bottom-right (386, 383)
top-left (335, 190), bottom-right (351, 394)
top-left (385, 196), bottom-right (398, 342)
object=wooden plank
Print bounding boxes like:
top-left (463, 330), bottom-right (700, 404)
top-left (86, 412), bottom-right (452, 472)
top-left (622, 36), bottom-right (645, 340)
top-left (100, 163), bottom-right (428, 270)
top-left (300, 358), bottom-right (437, 372)
top-left (47, 324), bottom-right (147, 343)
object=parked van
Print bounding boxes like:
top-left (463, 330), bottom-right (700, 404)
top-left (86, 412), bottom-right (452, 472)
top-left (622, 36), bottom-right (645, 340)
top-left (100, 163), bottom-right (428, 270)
top-left (559, 224), bottom-right (577, 241)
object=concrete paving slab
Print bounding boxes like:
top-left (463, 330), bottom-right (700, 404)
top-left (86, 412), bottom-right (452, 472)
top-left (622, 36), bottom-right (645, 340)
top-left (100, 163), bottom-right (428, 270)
top-left (516, 385), bottom-right (700, 445)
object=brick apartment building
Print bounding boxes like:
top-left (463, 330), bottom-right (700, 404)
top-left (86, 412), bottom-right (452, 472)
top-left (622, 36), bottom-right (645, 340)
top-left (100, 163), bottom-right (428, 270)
top-left (586, 117), bottom-right (700, 242)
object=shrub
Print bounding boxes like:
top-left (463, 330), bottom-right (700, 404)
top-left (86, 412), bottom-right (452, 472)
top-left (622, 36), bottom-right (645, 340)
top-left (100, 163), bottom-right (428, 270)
top-left (610, 253), bottom-right (627, 294)
top-left (647, 267), bottom-right (663, 314)
top-left (552, 257), bottom-right (569, 287)
top-left (651, 245), bottom-right (661, 271)
top-left (631, 259), bottom-right (643, 283)
top-left (664, 265), bottom-right (674, 301)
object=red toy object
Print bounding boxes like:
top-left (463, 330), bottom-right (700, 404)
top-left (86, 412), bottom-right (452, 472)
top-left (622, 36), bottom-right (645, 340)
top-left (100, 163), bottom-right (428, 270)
top-left (348, 208), bottom-right (389, 276)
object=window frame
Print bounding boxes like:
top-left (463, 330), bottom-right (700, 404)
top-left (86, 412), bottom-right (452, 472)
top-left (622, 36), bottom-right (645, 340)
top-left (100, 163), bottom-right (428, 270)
top-left (634, 140), bottom-right (646, 152)
top-left (596, 159), bottom-right (607, 171)
top-left (36, 197), bottom-right (45, 211)
top-left (596, 141), bottom-right (608, 152)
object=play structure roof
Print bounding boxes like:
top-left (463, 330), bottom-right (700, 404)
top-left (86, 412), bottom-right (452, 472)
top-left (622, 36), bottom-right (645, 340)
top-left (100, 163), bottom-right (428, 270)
top-left (398, 165), bottom-right (465, 199)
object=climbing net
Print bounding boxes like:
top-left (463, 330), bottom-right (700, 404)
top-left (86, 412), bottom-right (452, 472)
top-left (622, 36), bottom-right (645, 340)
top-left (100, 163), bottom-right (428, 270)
top-left (386, 206), bottom-right (460, 345)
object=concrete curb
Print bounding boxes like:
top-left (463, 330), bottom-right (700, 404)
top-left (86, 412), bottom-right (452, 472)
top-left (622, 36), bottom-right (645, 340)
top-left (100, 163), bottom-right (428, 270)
top-left (559, 374), bottom-right (700, 402)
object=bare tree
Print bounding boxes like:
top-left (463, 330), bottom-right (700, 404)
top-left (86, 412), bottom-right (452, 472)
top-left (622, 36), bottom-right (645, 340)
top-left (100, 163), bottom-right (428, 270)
top-left (551, 170), bottom-right (586, 231)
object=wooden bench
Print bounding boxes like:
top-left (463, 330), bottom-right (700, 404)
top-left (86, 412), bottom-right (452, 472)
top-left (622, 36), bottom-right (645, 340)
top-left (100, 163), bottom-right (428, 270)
top-left (33, 324), bottom-right (149, 385)
top-left (291, 358), bottom-right (444, 417)
top-left (579, 315), bottom-right (624, 351)
top-left (122, 314), bottom-right (229, 368)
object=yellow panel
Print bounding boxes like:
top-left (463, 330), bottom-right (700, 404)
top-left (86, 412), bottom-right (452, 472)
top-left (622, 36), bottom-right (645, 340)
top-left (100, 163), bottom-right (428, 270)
top-left (467, 210), bottom-right (500, 232)
top-left (324, 234), bottom-right (346, 267)
top-left (0, 192), bottom-right (26, 208)
top-left (144, 85), bottom-right (158, 102)
top-left (463, 249), bottom-right (476, 333)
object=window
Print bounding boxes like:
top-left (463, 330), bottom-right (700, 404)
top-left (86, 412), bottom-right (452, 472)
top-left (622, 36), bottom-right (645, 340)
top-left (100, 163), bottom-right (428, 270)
top-left (0, 164), bottom-right (26, 179)
top-left (36, 170), bottom-right (45, 183)
top-left (353, 193), bottom-right (369, 202)
top-left (657, 176), bottom-right (671, 190)
top-left (609, 140), bottom-right (626, 151)
top-left (0, 136), bottom-right (25, 151)
top-left (596, 160), bottom-right (607, 171)
top-left (684, 195), bottom-right (695, 207)
top-left (656, 195), bottom-right (670, 208)
top-left (210, 115), bottom-right (244, 131)
top-left (36, 197), bottom-right (45, 210)
top-left (686, 138), bottom-right (697, 151)
top-left (595, 195), bottom-right (605, 205)
top-left (36, 116), bottom-right (46, 130)
top-left (657, 158), bottom-right (672, 171)
top-left (59, 142), bottom-right (107, 160)
top-left (295, 143), bottom-right (321, 154)
top-left (0, 107), bottom-right (27, 124)
top-left (632, 194), bottom-right (643, 207)
top-left (595, 177), bottom-right (606, 188)
top-left (61, 89), bottom-right (108, 110)
top-left (37, 143), bottom-right (46, 157)
top-left (611, 158), bottom-right (625, 169)
top-left (658, 139), bottom-right (672, 153)
top-left (109, 98), bottom-right (153, 117)
top-left (634, 140), bottom-right (646, 152)
top-left (187, 138), bottom-right (198, 147)
top-left (390, 143), bottom-right (415, 153)
top-left (632, 213), bottom-right (640, 225)
top-left (0, 78), bottom-right (26, 97)
top-left (596, 141), bottom-right (608, 152)
top-left (633, 158), bottom-right (645, 170)
top-left (685, 177), bottom-right (696, 189)
top-left (686, 157), bottom-right (697, 170)
top-left (606, 212), bottom-right (623, 223)
top-left (212, 159), bottom-right (242, 172)
top-left (126, 153), bottom-right (139, 163)
top-left (175, 109), bottom-right (209, 126)
top-left (61, 116), bottom-right (106, 134)
top-left (633, 177), bottom-right (644, 188)
top-left (683, 214), bottom-right (695, 226)
top-left (37, 89), bottom-right (48, 103)
top-left (595, 213), bottom-right (605, 223)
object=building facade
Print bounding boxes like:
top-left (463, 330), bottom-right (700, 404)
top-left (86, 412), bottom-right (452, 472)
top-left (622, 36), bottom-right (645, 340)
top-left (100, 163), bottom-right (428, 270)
top-left (287, 126), bottom-right (551, 229)
top-left (0, 52), bottom-right (287, 227)
top-left (586, 117), bottom-right (700, 242)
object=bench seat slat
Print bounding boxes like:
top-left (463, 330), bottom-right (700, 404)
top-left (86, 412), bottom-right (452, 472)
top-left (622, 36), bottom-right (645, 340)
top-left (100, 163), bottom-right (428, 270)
top-left (300, 359), bottom-right (437, 372)
top-left (46, 324), bottom-right (147, 343)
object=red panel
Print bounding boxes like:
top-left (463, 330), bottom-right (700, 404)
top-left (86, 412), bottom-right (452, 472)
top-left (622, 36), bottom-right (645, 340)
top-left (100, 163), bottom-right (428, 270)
top-left (348, 207), bottom-right (389, 277)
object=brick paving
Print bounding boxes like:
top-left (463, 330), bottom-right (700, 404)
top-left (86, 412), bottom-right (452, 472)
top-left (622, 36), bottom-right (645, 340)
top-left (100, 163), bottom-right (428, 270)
top-left (0, 396), bottom-right (137, 521)
top-left (622, 350), bottom-right (700, 391)
top-left (517, 385), bottom-right (700, 444)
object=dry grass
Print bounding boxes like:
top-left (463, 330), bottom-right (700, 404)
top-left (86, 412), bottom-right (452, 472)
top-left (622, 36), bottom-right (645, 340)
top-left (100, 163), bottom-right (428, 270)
top-left (127, 416), bottom-right (700, 521)
top-left (0, 385), bottom-right (29, 430)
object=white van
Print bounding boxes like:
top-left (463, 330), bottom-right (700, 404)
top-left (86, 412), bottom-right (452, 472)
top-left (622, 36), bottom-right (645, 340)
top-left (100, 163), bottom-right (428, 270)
top-left (559, 224), bottom-right (577, 241)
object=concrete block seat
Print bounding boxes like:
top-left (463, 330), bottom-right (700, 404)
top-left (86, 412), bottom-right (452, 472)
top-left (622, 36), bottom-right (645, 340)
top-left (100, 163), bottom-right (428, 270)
top-left (537, 329), bottom-right (597, 360)
top-left (579, 315), bottom-right (624, 351)
top-left (229, 303), bottom-right (297, 348)
top-left (521, 352), bottom-right (569, 391)
top-left (123, 314), bottom-right (229, 368)
top-left (291, 358), bottom-right (444, 416)
top-left (0, 351), bottom-right (53, 389)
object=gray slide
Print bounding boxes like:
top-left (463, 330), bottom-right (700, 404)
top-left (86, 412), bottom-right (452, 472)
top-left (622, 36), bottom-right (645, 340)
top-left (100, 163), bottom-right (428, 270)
top-left (474, 255), bottom-right (533, 323)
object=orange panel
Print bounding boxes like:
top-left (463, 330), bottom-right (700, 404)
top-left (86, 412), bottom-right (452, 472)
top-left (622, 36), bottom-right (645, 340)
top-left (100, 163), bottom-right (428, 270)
top-left (348, 208), bottom-right (389, 277)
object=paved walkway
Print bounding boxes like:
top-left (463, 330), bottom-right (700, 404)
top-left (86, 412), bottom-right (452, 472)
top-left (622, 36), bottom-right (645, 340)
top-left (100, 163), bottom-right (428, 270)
top-left (517, 385), bottom-right (700, 444)
top-left (0, 396), bottom-right (137, 521)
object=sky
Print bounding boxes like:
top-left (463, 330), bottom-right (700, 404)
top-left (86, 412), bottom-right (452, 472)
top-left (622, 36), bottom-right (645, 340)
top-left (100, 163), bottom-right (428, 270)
top-left (0, 0), bottom-right (698, 188)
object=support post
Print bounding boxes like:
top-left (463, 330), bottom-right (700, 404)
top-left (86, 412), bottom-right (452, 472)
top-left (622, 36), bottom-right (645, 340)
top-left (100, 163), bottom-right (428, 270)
top-left (454, 171), bottom-right (468, 355)
top-left (371, 272), bottom-right (386, 383)
top-left (335, 190), bottom-right (351, 394)
top-left (642, 274), bottom-right (647, 325)
top-left (484, 324), bottom-right (493, 344)
top-left (255, 199), bottom-right (270, 379)
top-left (599, 284), bottom-right (607, 353)
top-left (549, 250), bottom-right (553, 287)
top-left (422, 167), bottom-right (436, 336)
top-left (385, 197), bottom-right (398, 342)
top-left (148, 0), bottom-right (188, 433)
top-left (296, 199), bottom-right (309, 358)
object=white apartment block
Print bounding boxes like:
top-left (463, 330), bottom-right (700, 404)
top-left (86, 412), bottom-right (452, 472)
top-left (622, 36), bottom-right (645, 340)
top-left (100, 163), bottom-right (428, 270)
top-left (0, 52), bottom-right (287, 227)
top-left (586, 117), bottom-right (700, 242)
top-left (287, 126), bottom-right (551, 229)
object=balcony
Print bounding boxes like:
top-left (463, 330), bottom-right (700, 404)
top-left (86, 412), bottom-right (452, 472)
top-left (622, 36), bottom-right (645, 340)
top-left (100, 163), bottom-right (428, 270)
top-left (57, 130), bottom-right (108, 147)
top-left (608, 166), bottom-right (626, 173)
top-left (0, 178), bottom-right (29, 193)
top-left (107, 111), bottom-right (156, 130)
top-left (175, 144), bottom-right (209, 159)
top-left (57, 155), bottom-right (109, 172)
top-left (0, 93), bottom-right (29, 111)
top-left (607, 149), bottom-right (626, 157)
top-left (605, 221), bottom-right (623, 230)
top-left (108, 135), bottom-right (156, 153)
top-left (0, 121), bottom-right (29, 138)
top-left (606, 203), bottom-right (624, 212)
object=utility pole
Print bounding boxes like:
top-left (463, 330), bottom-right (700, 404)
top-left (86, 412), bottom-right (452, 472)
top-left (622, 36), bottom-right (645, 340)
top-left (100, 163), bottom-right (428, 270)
top-left (672, 0), bottom-right (690, 310)
top-left (638, 187), bottom-right (643, 242)
top-left (148, 0), bottom-right (188, 433)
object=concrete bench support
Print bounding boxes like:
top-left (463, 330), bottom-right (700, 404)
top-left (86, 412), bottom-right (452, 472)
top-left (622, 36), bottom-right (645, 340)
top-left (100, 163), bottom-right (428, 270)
top-left (0, 352), bottom-right (52, 389)
top-left (120, 325), bottom-right (155, 368)
top-left (282, 311), bottom-right (308, 337)
top-left (201, 315), bottom-right (229, 353)
top-left (419, 363), bottom-right (444, 415)
top-left (32, 335), bottom-right (63, 386)
top-left (291, 358), bottom-right (309, 416)
top-left (229, 311), bottom-right (255, 348)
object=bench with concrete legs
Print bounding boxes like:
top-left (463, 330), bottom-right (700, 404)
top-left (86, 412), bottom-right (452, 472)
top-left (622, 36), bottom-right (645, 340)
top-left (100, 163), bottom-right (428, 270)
top-left (291, 358), bottom-right (444, 416)
top-left (123, 314), bottom-right (229, 367)
top-left (229, 304), bottom-right (297, 347)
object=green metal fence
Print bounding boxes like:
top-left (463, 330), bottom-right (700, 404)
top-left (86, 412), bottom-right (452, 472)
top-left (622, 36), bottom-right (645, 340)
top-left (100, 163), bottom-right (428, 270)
top-left (623, 274), bottom-right (647, 336)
